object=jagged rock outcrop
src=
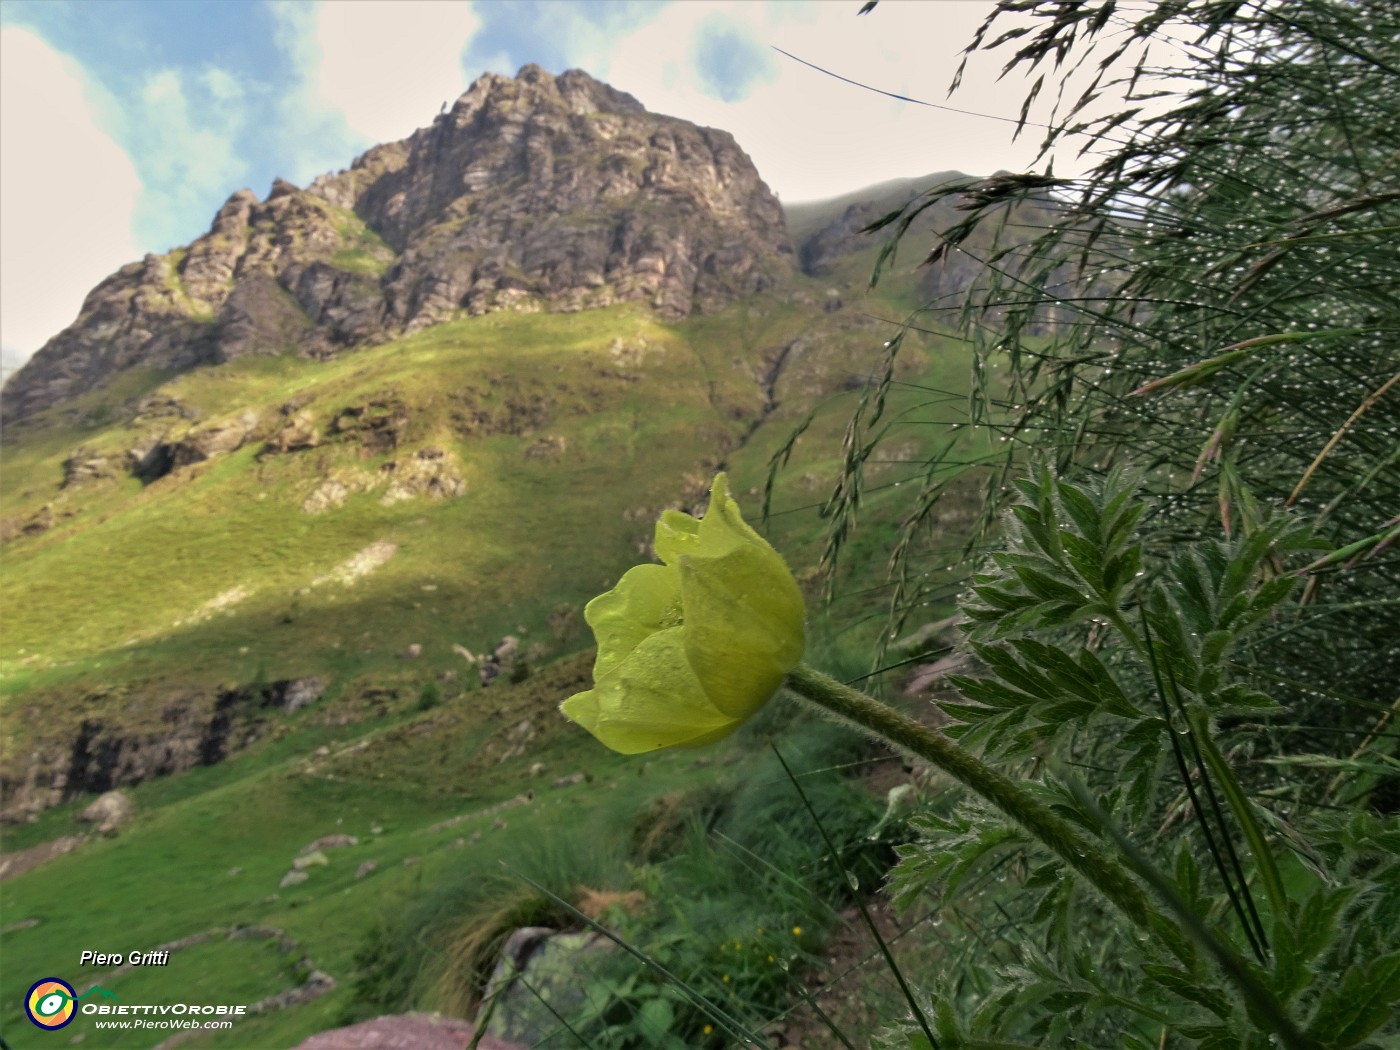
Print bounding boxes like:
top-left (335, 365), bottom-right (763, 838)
top-left (0, 676), bottom-right (325, 823)
top-left (3, 65), bottom-right (792, 422)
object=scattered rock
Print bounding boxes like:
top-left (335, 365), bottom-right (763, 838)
top-left (175, 586), bottom-right (251, 627)
top-left (476, 927), bottom-right (618, 1047)
top-left (402, 643), bottom-right (422, 659)
top-left (62, 447), bottom-right (122, 489)
top-left (293, 851), bottom-right (329, 871)
top-left (311, 541), bottom-right (398, 586)
top-left (80, 790), bottom-right (135, 834)
top-left (170, 410), bottom-right (261, 469)
top-left (330, 399), bottom-right (409, 455)
top-left (279, 870), bottom-right (309, 888)
top-left (528, 762), bottom-right (545, 778)
top-left (354, 861), bottom-right (377, 879)
top-left (294, 1013), bottom-right (525, 1050)
top-left (261, 408), bottom-right (320, 456)
top-left (524, 435), bottom-right (567, 459)
top-left (301, 834), bottom-right (358, 853)
top-left (302, 473), bottom-right (375, 514)
top-left (477, 634), bottom-right (524, 685)
top-left (246, 969), bottom-right (337, 1016)
top-left (552, 772), bottom-right (588, 789)
top-left (227, 867), bottom-right (242, 877)
top-left (227, 925), bottom-right (282, 942)
top-left (379, 446), bottom-right (466, 504)
top-left (263, 677), bottom-right (326, 713)
top-left (494, 718), bottom-right (537, 761)
top-left (403, 855), bottom-right (420, 867)
top-left (0, 836), bottom-right (86, 882)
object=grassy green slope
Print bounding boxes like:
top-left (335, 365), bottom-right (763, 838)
top-left (0, 192), bottom-right (993, 1047)
top-left (1, 260), bottom-right (971, 746)
top-left (0, 653), bottom-right (743, 1047)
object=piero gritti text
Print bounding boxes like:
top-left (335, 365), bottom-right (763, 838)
top-left (80, 949), bottom-right (170, 966)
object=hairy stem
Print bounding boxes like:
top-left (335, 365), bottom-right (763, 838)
top-left (784, 662), bottom-right (1157, 932)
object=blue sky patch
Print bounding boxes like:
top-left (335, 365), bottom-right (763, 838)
top-left (692, 19), bottom-right (777, 104)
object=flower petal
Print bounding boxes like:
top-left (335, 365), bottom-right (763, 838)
top-left (701, 472), bottom-right (772, 553)
top-left (585, 562), bottom-right (680, 680)
top-left (561, 628), bottom-right (739, 754)
top-left (678, 542), bottom-right (805, 718)
top-left (654, 507), bottom-right (702, 564)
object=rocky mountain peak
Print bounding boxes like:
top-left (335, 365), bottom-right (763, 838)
top-left (3, 66), bottom-right (792, 422)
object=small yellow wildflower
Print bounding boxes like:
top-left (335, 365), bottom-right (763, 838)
top-left (560, 473), bottom-right (806, 752)
top-left (792, 925), bottom-right (802, 936)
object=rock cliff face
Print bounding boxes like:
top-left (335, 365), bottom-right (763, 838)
top-left (0, 676), bottom-right (326, 823)
top-left (2, 65), bottom-right (792, 422)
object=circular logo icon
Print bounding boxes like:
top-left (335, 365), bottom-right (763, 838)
top-left (26, 977), bottom-right (77, 1030)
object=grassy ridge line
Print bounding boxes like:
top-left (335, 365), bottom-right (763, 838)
top-left (0, 271), bottom-right (967, 763)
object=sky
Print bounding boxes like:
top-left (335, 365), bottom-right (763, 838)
top-left (0, 0), bottom-right (1155, 373)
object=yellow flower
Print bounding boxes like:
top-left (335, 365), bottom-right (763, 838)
top-left (561, 473), bottom-right (805, 753)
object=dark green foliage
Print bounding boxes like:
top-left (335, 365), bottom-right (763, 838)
top-left (815, 5), bottom-right (1400, 1045)
top-left (345, 721), bottom-right (886, 1046)
top-left (416, 680), bottom-right (442, 711)
top-left (884, 476), bottom-right (1400, 1047)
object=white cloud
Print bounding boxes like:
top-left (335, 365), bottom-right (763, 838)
top-left (129, 65), bottom-right (249, 248)
top-left (567, 1), bottom-right (1144, 203)
top-left (201, 66), bottom-right (244, 103)
top-left (0, 26), bottom-right (142, 368)
top-left (311, 0), bottom-right (482, 145)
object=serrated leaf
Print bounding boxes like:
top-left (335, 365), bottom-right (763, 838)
top-left (974, 644), bottom-right (1056, 697)
top-left (1015, 564), bottom-right (1086, 604)
top-left (1042, 988), bottom-right (1094, 1011)
top-left (951, 674), bottom-right (1039, 710)
top-left (974, 582), bottom-right (1039, 611)
top-left (937, 700), bottom-right (1000, 725)
top-left (1306, 951), bottom-right (1400, 1046)
top-left (1060, 531), bottom-right (1106, 588)
top-left (1042, 698), bottom-right (1097, 721)
top-left (1103, 545), bottom-right (1142, 598)
top-left (932, 999), bottom-right (962, 1043)
top-left (1057, 482), bottom-right (1105, 544)
top-left (1214, 685), bottom-right (1283, 714)
top-left (1142, 963), bottom-right (1233, 1018)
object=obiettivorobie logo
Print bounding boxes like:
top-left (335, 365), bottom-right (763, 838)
top-left (22, 975), bottom-right (246, 1035)
top-left (24, 979), bottom-right (119, 1030)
